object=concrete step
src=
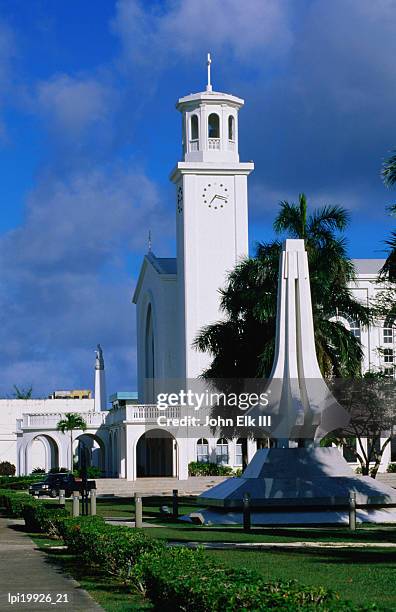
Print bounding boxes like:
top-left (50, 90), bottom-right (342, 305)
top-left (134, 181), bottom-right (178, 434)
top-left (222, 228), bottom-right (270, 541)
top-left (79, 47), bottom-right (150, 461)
top-left (94, 476), bottom-right (228, 497)
top-left (377, 473), bottom-right (396, 487)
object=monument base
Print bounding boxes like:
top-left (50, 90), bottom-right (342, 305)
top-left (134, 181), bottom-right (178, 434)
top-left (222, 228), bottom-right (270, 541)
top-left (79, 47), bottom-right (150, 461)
top-left (185, 448), bottom-right (396, 525)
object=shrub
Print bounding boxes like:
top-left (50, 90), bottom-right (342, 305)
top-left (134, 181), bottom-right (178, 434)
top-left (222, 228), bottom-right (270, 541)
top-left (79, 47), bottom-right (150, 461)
top-left (0, 489), bottom-right (37, 517)
top-left (387, 463), bottom-right (396, 473)
top-left (31, 467), bottom-right (46, 474)
top-left (137, 547), bottom-right (348, 611)
top-left (188, 462), bottom-right (233, 477)
top-left (49, 467), bottom-right (68, 473)
top-left (0, 488), bottom-right (366, 611)
top-left (60, 517), bottom-right (165, 582)
top-left (0, 462), bottom-right (16, 476)
top-left (22, 503), bottom-right (69, 536)
top-left (74, 466), bottom-right (102, 478)
top-left (0, 476), bottom-right (42, 491)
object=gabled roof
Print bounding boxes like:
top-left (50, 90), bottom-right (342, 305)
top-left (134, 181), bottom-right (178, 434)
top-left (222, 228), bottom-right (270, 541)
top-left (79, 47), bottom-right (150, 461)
top-left (132, 252), bottom-right (177, 304)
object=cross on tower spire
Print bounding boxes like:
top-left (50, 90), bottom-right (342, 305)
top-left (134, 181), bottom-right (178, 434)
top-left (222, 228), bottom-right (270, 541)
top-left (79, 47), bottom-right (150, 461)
top-left (206, 52), bottom-right (212, 92)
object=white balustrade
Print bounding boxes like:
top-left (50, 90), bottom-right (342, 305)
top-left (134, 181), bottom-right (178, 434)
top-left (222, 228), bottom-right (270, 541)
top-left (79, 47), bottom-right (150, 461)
top-left (189, 139), bottom-right (199, 151)
top-left (125, 404), bottom-right (181, 423)
top-left (21, 412), bottom-right (106, 430)
top-left (208, 138), bottom-right (220, 150)
top-left (20, 405), bottom-right (182, 430)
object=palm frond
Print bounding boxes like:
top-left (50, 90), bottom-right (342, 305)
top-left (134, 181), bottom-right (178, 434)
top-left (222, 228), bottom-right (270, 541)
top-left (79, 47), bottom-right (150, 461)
top-left (382, 151), bottom-right (396, 188)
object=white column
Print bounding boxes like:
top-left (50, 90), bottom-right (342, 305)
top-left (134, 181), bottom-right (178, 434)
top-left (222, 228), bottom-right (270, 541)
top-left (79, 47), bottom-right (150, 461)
top-left (177, 438), bottom-right (189, 480)
top-left (247, 438), bottom-right (257, 464)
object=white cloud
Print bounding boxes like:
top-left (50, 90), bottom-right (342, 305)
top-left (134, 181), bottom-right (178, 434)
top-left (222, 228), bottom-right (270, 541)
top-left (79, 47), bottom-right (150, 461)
top-left (0, 163), bottom-right (172, 395)
top-left (35, 73), bottom-right (117, 139)
top-left (112, 0), bottom-right (293, 69)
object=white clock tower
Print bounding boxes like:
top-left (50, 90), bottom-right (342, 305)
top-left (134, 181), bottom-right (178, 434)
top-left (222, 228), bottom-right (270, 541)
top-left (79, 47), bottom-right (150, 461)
top-left (170, 55), bottom-right (254, 379)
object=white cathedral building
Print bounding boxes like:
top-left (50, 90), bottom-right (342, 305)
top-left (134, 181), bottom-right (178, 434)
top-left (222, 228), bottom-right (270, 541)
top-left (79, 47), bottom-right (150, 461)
top-left (0, 63), bottom-right (395, 479)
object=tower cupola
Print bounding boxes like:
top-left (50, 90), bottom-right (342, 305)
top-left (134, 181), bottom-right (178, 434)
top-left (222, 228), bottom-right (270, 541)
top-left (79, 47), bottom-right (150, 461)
top-left (176, 54), bottom-right (244, 163)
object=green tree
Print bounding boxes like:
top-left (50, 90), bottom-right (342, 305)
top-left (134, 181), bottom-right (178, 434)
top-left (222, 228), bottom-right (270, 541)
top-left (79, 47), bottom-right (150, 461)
top-left (330, 372), bottom-right (396, 478)
top-left (195, 194), bottom-right (370, 379)
top-left (13, 385), bottom-right (33, 399)
top-left (56, 413), bottom-right (87, 472)
top-left (381, 152), bottom-right (396, 281)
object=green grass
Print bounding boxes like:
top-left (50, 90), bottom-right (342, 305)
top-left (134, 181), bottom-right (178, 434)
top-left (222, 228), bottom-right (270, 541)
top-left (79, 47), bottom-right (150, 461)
top-left (206, 547), bottom-right (396, 608)
top-left (29, 533), bottom-right (152, 611)
top-left (142, 523), bottom-right (396, 544)
top-left (26, 517), bottom-right (396, 610)
top-left (42, 494), bottom-right (199, 520)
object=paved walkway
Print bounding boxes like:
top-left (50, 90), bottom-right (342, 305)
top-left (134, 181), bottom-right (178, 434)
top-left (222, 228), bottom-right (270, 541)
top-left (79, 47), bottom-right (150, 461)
top-left (169, 540), bottom-right (396, 550)
top-left (0, 518), bottom-right (101, 610)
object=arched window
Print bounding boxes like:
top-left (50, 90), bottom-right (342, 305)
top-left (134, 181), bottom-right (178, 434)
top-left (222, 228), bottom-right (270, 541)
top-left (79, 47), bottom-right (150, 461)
top-left (145, 304), bottom-right (154, 379)
top-left (145, 304), bottom-right (155, 402)
top-left (208, 113), bottom-right (220, 139)
top-left (197, 438), bottom-right (209, 463)
top-left (191, 114), bottom-right (199, 140)
top-left (338, 313), bottom-right (361, 340)
top-left (216, 438), bottom-right (229, 465)
top-left (228, 115), bottom-right (235, 141)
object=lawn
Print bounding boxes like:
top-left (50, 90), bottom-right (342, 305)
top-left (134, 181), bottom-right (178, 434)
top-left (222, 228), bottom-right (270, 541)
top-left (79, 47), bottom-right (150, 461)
top-left (44, 494), bottom-right (199, 520)
top-left (207, 547), bottom-right (396, 608)
top-left (19, 494), bottom-right (396, 609)
top-left (143, 523), bottom-right (396, 544)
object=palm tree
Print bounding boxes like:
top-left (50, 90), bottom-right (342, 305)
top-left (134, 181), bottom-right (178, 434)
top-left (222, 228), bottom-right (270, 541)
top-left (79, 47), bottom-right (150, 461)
top-left (381, 153), bottom-right (396, 281)
top-left (382, 151), bottom-right (396, 187)
top-left (56, 413), bottom-right (87, 472)
top-left (195, 195), bottom-right (370, 379)
top-left (13, 385), bottom-right (33, 399)
top-left (380, 207), bottom-right (396, 281)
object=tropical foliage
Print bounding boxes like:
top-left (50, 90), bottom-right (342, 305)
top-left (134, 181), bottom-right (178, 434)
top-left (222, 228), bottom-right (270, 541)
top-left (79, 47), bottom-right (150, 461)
top-left (56, 413), bottom-right (87, 471)
top-left (13, 385), bottom-right (33, 399)
top-left (195, 194), bottom-right (370, 379)
top-left (381, 152), bottom-right (396, 281)
top-left (330, 372), bottom-right (396, 477)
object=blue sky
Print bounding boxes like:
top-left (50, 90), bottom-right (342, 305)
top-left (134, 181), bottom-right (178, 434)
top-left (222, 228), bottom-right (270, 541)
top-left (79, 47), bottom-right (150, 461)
top-left (0, 0), bottom-right (395, 398)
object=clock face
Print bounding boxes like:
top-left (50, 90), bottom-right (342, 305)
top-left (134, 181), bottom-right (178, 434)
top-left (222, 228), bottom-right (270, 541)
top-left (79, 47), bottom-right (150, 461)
top-left (177, 185), bottom-right (183, 213)
top-left (201, 181), bottom-right (229, 209)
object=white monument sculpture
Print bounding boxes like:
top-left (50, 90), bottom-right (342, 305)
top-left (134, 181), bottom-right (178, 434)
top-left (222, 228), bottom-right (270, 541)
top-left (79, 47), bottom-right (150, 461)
top-left (94, 344), bottom-right (107, 412)
top-left (193, 239), bottom-right (396, 525)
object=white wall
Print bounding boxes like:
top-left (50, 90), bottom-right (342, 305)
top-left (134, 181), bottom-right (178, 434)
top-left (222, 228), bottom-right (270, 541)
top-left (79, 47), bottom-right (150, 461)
top-left (0, 398), bottom-right (94, 469)
top-left (135, 258), bottom-right (179, 403)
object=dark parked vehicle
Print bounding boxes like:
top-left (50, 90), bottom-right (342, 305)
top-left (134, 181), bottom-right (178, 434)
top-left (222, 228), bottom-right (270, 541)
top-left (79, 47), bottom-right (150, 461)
top-left (29, 473), bottom-right (96, 498)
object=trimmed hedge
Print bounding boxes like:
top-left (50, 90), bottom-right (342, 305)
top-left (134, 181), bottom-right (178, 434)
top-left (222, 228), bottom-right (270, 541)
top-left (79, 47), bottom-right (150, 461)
top-left (0, 489), bottom-right (382, 611)
top-left (188, 461), bottom-right (233, 476)
top-left (0, 489), bottom-right (37, 517)
top-left (0, 475), bottom-right (43, 490)
top-left (57, 517), bottom-right (378, 611)
top-left (0, 489), bottom-right (68, 535)
top-left (60, 517), bottom-right (164, 581)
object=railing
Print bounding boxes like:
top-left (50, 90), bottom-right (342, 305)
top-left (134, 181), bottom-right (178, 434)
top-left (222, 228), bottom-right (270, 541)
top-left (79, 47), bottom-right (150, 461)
top-left (21, 411), bottom-right (107, 430)
top-left (228, 139), bottom-right (235, 151)
top-left (208, 138), bottom-right (220, 150)
top-left (125, 404), bottom-right (181, 423)
top-left (189, 139), bottom-right (199, 151)
top-left (20, 405), bottom-right (183, 430)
